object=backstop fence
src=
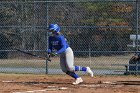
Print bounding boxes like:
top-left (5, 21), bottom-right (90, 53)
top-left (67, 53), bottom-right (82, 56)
top-left (0, 0), bottom-right (140, 75)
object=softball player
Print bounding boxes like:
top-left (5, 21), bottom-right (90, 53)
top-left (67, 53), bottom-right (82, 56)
top-left (47, 24), bottom-right (93, 85)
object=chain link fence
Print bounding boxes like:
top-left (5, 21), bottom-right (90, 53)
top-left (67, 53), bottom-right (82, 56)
top-left (0, 0), bottom-right (140, 75)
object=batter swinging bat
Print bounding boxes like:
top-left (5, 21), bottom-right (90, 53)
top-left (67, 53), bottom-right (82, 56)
top-left (16, 49), bottom-right (51, 61)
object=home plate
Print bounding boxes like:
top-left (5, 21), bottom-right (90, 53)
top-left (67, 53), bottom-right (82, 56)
top-left (59, 87), bottom-right (68, 90)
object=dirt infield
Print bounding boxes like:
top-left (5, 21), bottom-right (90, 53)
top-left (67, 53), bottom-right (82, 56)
top-left (0, 74), bottom-right (140, 93)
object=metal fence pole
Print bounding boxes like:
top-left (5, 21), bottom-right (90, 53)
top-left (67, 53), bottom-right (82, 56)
top-left (45, 1), bottom-right (49, 74)
top-left (135, 0), bottom-right (139, 74)
top-left (136, 0), bottom-right (139, 51)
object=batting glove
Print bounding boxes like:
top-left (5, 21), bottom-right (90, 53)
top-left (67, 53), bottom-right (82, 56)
top-left (48, 52), bottom-right (57, 57)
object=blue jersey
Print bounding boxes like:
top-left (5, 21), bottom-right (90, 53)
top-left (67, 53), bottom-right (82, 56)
top-left (48, 35), bottom-right (69, 54)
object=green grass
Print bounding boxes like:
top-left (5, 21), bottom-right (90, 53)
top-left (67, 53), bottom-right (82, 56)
top-left (0, 54), bottom-right (133, 70)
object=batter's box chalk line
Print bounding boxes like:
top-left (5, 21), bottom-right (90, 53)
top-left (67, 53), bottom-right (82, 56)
top-left (2, 81), bottom-right (15, 83)
top-left (13, 86), bottom-right (68, 93)
top-left (80, 84), bottom-right (101, 88)
top-left (80, 81), bottom-right (125, 88)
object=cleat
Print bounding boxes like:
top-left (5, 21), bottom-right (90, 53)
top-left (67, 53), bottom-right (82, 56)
top-left (86, 67), bottom-right (93, 77)
top-left (72, 77), bottom-right (83, 85)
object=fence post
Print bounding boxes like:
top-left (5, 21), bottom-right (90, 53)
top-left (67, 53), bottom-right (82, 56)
top-left (45, 1), bottom-right (49, 74)
top-left (136, 0), bottom-right (139, 51)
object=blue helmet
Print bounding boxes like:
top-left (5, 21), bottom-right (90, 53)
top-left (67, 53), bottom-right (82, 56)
top-left (48, 24), bottom-right (60, 33)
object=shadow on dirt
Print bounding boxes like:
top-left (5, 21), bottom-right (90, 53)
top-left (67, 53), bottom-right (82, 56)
top-left (117, 81), bottom-right (140, 85)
